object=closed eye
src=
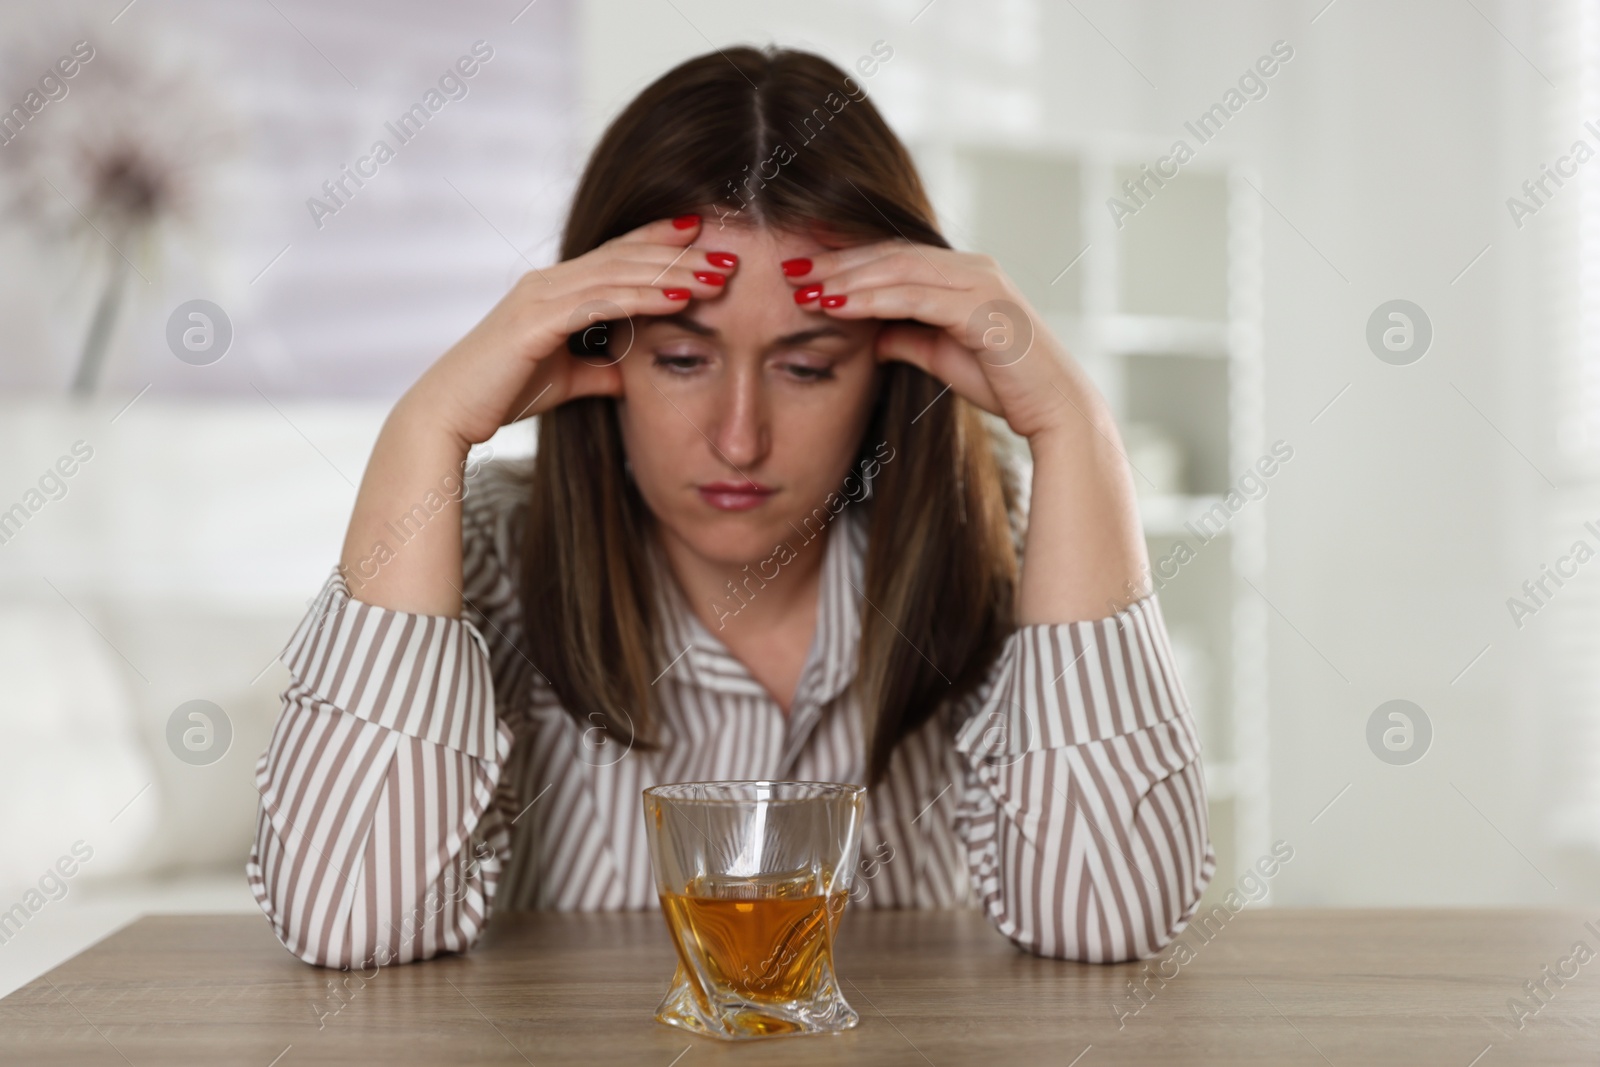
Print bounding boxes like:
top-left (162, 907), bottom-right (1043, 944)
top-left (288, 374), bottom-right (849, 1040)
top-left (653, 354), bottom-right (706, 374)
top-left (782, 363), bottom-right (836, 383)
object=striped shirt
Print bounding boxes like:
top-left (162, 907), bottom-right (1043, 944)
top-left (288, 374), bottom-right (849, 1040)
top-left (247, 460), bottom-right (1215, 969)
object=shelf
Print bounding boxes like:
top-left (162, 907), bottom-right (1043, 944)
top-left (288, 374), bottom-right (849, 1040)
top-left (1115, 165), bottom-right (1231, 321)
top-left (1123, 354), bottom-right (1232, 494)
top-left (951, 148), bottom-right (1083, 315)
top-left (923, 136), bottom-right (1265, 894)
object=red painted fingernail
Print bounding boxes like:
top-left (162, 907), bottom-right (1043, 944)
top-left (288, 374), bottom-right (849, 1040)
top-left (781, 257), bottom-right (812, 277)
top-left (694, 271), bottom-right (726, 286)
top-left (820, 293), bottom-right (848, 308)
top-left (794, 283), bottom-right (824, 304)
top-left (663, 288), bottom-right (692, 300)
top-left (672, 214), bottom-right (700, 229)
top-left (706, 251), bottom-right (738, 268)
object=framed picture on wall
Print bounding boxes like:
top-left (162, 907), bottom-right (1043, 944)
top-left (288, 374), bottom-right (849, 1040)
top-left (0, 0), bottom-right (576, 400)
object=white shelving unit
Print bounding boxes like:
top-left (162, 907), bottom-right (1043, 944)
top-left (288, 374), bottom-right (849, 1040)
top-left (916, 137), bottom-right (1269, 905)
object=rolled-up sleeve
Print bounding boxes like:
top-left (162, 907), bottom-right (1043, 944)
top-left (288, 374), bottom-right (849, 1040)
top-left (246, 567), bottom-right (515, 969)
top-left (949, 593), bottom-right (1215, 962)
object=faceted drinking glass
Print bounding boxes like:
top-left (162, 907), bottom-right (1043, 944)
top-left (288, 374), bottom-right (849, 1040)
top-left (642, 780), bottom-right (866, 1040)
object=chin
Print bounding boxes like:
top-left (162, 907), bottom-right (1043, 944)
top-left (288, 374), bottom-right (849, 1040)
top-left (674, 511), bottom-right (799, 569)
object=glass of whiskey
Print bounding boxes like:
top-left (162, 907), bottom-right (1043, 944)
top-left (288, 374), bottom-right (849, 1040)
top-left (642, 780), bottom-right (866, 1040)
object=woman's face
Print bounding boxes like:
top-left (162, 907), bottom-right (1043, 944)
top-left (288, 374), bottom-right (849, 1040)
top-left (615, 223), bottom-right (883, 570)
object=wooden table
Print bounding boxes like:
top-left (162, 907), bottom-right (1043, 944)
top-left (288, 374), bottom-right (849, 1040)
top-left (2, 908), bottom-right (1597, 1065)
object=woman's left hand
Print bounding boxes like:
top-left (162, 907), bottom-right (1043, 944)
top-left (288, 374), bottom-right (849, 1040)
top-left (786, 239), bottom-right (1148, 624)
top-left (781, 241), bottom-right (1080, 441)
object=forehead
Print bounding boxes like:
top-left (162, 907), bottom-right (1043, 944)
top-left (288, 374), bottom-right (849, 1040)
top-left (656, 223), bottom-right (874, 342)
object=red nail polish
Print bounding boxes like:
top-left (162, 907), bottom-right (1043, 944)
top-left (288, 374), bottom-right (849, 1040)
top-left (781, 257), bottom-right (812, 277)
top-left (663, 288), bottom-right (692, 300)
top-left (694, 271), bottom-right (726, 286)
top-left (671, 214), bottom-right (700, 229)
top-left (706, 251), bottom-right (738, 268)
top-left (820, 293), bottom-right (847, 308)
top-left (794, 283), bottom-right (823, 304)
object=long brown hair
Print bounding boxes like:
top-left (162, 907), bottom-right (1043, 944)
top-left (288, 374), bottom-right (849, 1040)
top-left (523, 45), bottom-right (1019, 789)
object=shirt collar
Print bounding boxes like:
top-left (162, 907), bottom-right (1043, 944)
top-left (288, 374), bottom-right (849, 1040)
top-left (652, 503), bottom-right (865, 713)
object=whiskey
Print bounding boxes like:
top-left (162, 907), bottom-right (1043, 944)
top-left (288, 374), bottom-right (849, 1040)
top-left (658, 871), bottom-right (848, 1032)
top-left (642, 781), bottom-right (866, 1039)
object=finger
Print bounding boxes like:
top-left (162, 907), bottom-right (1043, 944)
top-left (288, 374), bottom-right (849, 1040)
top-left (563, 358), bottom-right (625, 400)
top-left (806, 283), bottom-right (969, 331)
top-left (623, 245), bottom-right (742, 274)
top-left (569, 282), bottom-right (712, 314)
top-left (591, 242), bottom-right (742, 273)
top-left (606, 213), bottom-right (702, 248)
top-left (780, 239), bottom-right (945, 284)
top-left (876, 323), bottom-right (1002, 416)
top-left (573, 243), bottom-right (737, 297)
top-left (531, 283), bottom-right (705, 351)
top-left (607, 260), bottom-right (733, 294)
top-left (547, 228), bottom-right (739, 300)
top-left (799, 249), bottom-right (966, 300)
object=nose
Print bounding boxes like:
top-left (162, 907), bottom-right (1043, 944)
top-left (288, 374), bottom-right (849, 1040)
top-left (708, 362), bottom-right (770, 472)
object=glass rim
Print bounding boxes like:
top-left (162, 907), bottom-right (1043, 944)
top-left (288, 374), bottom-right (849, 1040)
top-left (642, 780), bottom-right (865, 805)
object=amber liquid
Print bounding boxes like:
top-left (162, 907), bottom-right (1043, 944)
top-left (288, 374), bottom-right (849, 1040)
top-left (660, 872), bottom-right (848, 1007)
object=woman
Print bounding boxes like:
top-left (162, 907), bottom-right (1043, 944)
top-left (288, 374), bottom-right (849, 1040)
top-left (247, 45), bottom-right (1213, 972)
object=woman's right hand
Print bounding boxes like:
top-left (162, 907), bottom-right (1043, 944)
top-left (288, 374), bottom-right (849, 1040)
top-left (399, 213), bottom-right (736, 447)
top-left (338, 213), bottom-right (735, 616)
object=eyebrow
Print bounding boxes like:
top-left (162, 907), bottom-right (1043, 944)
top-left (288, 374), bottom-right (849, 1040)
top-left (652, 312), bottom-right (852, 349)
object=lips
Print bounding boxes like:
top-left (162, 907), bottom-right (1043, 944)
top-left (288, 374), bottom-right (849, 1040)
top-left (697, 481), bottom-right (776, 511)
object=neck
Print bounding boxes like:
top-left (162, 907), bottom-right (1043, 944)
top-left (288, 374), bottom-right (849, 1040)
top-left (658, 522), bottom-right (830, 638)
